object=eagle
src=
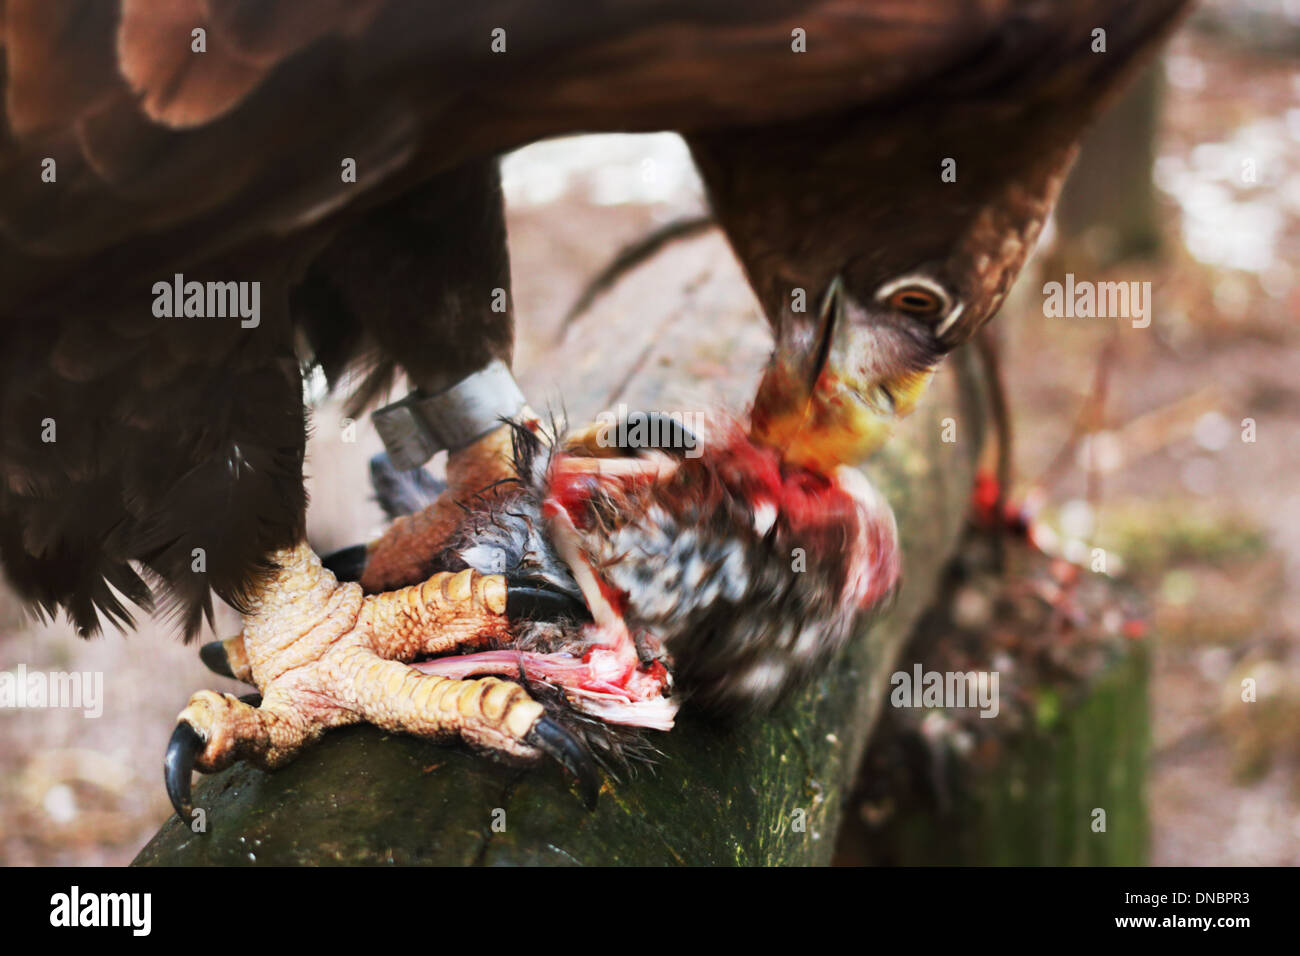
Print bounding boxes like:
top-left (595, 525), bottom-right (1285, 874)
top-left (0, 0), bottom-right (1188, 817)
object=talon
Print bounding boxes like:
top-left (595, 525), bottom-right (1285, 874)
top-left (505, 578), bottom-right (590, 623)
top-left (198, 634), bottom-right (252, 682)
top-left (631, 412), bottom-right (699, 458)
top-left (159, 538), bottom-right (650, 815)
top-left (198, 640), bottom-right (234, 678)
top-left (564, 410), bottom-right (700, 458)
top-left (164, 721), bottom-right (204, 822)
top-left (320, 543), bottom-right (369, 582)
top-left (526, 715), bottom-right (601, 810)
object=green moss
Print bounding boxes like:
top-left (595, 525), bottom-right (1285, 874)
top-left (1091, 501), bottom-right (1268, 579)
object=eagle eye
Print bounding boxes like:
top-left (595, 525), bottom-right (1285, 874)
top-left (876, 275), bottom-right (963, 341)
top-left (887, 287), bottom-right (944, 316)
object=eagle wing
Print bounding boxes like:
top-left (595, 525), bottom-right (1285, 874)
top-left (0, 1), bottom-right (1024, 296)
top-left (0, 0), bottom-right (1184, 638)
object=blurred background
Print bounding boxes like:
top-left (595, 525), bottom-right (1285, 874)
top-left (2, 2), bottom-right (1297, 865)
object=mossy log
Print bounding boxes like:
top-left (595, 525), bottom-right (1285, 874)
top-left (134, 351), bottom-right (990, 866)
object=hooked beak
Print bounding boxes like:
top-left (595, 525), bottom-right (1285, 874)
top-left (750, 277), bottom-right (934, 472)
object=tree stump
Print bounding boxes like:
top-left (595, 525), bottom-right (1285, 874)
top-left (836, 524), bottom-right (1151, 866)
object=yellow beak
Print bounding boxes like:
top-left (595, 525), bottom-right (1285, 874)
top-left (749, 279), bottom-right (935, 472)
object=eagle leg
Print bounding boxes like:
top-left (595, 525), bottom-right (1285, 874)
top-left (165, 542), bottom-right (599, 822)
top-left (356, 419), bottom-right (532, 593)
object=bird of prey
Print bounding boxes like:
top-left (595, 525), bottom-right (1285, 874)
top-left (0, 1), bottom-right (1188, 815)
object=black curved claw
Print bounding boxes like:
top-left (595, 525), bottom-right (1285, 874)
top-left (321, 544), bottom-right (369, 583)
top-left (526, 716), bottom-right (601, 811)
top-left (505, 579), bottom-right (591, 623)
top-left (199, 640), bottom-right (236, 679)
top-left (614, 411), bottom-right (700, 458)
top-left (164, 722), bottom-right (204, 822)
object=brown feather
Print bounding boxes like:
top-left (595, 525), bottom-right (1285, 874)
top-left (203, 0), bottom-right (385, 65)
top-left (117, 0), bottom-right (267, 128)
top-left (3, 0), bottom-right (121, 135)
